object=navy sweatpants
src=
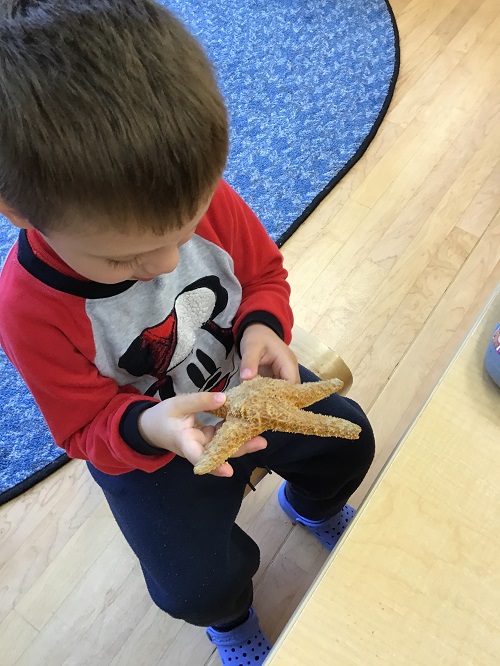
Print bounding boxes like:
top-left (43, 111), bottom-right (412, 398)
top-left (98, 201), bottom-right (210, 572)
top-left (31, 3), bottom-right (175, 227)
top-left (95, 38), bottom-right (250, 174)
top-left (88, 367), bottom-right (375, 627)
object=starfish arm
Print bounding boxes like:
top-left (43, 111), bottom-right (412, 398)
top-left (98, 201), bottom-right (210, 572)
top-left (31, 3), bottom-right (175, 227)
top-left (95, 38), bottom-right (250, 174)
top-left (267, 406), bottom-right (361, 439)
top-left (269, 378), bottom-right (344, 409)
top-left (220, 377), bottom-right (344, 419)
top-left (193, 418), bottom-right (261, 475)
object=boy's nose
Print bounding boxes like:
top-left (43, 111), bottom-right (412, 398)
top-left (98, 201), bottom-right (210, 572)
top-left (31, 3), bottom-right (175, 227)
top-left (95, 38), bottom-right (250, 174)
top-left (142, 249), bottom-right (179, 276)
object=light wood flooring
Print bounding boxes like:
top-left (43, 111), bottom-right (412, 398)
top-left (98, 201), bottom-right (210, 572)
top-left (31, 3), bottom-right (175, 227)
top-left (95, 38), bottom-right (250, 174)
top-left (1, 0), bottom-right (499, 663)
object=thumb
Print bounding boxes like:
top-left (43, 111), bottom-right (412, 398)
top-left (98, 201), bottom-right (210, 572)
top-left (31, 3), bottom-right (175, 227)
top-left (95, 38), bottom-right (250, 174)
top-left (240, 345), bottom-right (261, 380)
top-left (274, 356), bottom-right (301, 384)
top-left (167, 391), bottom-right (226, 418)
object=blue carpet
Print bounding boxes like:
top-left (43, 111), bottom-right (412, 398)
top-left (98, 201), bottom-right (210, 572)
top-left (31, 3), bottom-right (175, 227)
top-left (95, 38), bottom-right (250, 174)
top-left (0, 0), bottom-right (399, 504)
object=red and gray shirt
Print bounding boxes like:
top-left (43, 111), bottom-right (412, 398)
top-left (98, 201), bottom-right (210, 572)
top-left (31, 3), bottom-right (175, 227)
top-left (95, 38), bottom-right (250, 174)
top-left (0, 180), bottom-right (293, 474)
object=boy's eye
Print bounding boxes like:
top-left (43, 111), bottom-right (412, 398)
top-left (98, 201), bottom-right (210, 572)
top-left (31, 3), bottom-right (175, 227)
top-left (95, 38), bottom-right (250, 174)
top-left (106, 257), bottom-right (139, 269)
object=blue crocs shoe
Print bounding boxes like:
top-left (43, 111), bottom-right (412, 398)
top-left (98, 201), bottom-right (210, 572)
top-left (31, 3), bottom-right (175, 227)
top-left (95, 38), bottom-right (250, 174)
top-left (206, 607), bottom-right (272, 666)
top-left (278, 481), bottom-right (355, 551)
top-left (485, 324), bottom-right (500, 388)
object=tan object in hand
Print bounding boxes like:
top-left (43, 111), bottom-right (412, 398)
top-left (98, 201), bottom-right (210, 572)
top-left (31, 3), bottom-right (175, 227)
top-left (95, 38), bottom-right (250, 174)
top-left (193, 376), bottom-right (361, 475)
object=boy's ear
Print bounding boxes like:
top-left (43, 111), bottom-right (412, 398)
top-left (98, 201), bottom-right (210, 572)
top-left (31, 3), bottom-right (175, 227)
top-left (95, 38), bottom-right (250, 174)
top-left (0, 199), bottom-right (34, 229)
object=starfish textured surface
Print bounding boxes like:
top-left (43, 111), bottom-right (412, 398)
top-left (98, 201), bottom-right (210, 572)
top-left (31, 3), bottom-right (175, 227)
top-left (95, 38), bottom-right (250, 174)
top-left (194, 376), bottom-right (361, 475)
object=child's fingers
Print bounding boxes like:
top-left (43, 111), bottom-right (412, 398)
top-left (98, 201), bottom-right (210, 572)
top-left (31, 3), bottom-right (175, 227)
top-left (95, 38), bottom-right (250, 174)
top-left (179, 431), bottom-right (233, 477)
top-left (206, 438), bottom-right (267, 476)
top-left (209, 462), bottom-right (234, 477)
top-left (240, 356), bottom-right (260, 380)
top-left (275, 356), bottom-right (300, 383)
top-left (229, 435), bottom-right (268, 458)
top-left (199, 424), bottom-right (217, 442)
top-left (167, 391), bottom-right (226, 418)
top-left (240, 341), bottom-right (263, 380)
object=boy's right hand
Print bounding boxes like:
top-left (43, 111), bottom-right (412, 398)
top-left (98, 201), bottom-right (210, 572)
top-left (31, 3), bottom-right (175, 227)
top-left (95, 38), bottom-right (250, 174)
top-left (137, 392), bottom-right (267, 477)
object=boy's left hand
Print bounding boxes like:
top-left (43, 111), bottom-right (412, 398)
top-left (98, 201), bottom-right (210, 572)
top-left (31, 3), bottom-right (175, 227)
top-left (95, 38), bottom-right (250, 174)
top-left (239, 323), bottom-right (300, 383)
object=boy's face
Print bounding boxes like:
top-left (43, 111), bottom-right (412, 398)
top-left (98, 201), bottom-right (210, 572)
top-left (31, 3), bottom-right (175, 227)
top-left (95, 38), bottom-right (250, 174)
top-left (41, 199), bottom-right (212, 284)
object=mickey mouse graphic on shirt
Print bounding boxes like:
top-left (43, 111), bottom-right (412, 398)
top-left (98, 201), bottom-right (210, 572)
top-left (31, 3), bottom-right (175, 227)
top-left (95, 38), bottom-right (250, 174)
top-left (118, 276), bottom-right (238, 399)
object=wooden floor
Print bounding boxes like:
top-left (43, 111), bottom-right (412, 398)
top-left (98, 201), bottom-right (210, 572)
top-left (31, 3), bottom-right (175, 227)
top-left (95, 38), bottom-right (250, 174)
top-left (1, 0), bottom-right (499, 663)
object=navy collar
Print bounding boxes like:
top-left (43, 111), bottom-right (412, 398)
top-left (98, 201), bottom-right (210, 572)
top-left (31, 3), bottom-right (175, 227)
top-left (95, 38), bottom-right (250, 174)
top-left (17, 229), bottom-right (137, 298)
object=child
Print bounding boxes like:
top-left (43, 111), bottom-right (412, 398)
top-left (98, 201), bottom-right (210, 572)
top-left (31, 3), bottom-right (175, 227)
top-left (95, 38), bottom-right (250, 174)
top-left (485, 323), bottom-right (500, 387)
top-left (0, 1), bottom-right (375, 663)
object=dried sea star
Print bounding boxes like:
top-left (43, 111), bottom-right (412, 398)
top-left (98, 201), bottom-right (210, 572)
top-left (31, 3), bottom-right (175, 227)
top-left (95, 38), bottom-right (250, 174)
top-left (194, 376), bottom-right (361, 474)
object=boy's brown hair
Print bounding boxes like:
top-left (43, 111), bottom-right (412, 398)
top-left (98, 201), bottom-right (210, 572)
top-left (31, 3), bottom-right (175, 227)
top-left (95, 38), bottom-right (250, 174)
top-left (0, 0), bottom-right (229, 234)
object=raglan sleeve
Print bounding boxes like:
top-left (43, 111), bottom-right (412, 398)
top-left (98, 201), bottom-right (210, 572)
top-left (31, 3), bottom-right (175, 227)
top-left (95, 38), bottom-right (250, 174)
top-left (0, 263), bottom-right (173, 475)
top-left (213, 181), bottom-right (294, 346)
